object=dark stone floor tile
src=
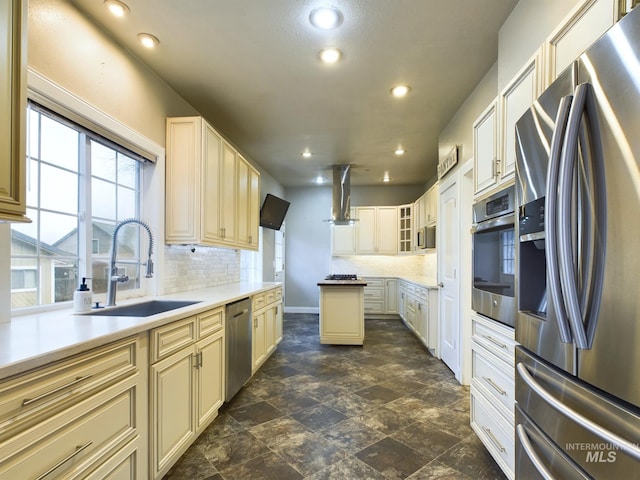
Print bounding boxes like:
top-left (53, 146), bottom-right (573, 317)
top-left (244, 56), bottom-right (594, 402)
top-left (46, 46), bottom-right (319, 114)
top-left (218, 451), bottom-right (303, 480)
top-left (305, 456), bottom-right (388, 480)
top-left (410, 383), bottom-right (467, 408)
top-left (195, 413), bottom-right (245, 446)
top-left (320, 417), bottom-right (387, 454)
top-left (262, 389), bottom-right (320, 414)
top-left (355, 437), bottom-right (430, 480)
top-left (200, 430), bottom-right (270, 470)
top-left (380, 377), bottom-right (429, 395)
top-left (321, 391), bottom-right (382, 417)
top-left (407, 460), bottom-right (475, 480)
top-left (391, 420), bottom-right (464, 460)
top-left (356, 404), bottom-right (417, 435)
top-left (290, 403), bottom-right (348, 431)
top-left (227, 400), bottom-right (284, 427)
top-left (356, 384), bottom-right (405, 404)
top-left (262, 364), bottom-right (303, 379)
top-left (162, 446), bottom-right (218, 480)
top-left (436, 434), bottom-right (507, 480)
top-left (249, 416), bottom-right (311, 447)
top-left (267, 430), bottom-right (348, 476)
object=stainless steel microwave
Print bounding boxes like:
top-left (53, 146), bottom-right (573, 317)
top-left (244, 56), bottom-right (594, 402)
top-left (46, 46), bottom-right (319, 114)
top-left (417, 225), bottom-right (436, 249)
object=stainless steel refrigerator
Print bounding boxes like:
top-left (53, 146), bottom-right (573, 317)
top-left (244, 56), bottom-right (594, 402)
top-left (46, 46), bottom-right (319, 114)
top-left (514, 6), bottom-right (640, 478)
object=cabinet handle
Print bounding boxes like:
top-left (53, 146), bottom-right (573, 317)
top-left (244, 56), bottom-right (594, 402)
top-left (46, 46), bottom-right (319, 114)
top-left (198, 352), bottom-right (203, 368)
top-left (481, 426), bottom-right (506, 453)
top-left (35, 441), bottom-right (93, 480)
top-left (482, 376), bottom-right (507, 396)
top-left (193, 352), bottom-right (203, 368)
top-left (482, 334), bottom-right (507, 349)
top-left (22, 374), bottom-right (93, 407)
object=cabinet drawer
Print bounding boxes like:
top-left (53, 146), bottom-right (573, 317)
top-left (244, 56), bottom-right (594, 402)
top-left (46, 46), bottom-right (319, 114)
top-left (0, 376), bottom-right (139, 480)
top-left (364, 301), bottom-right (384, 313)
top-left (417, 287), bottom-right (427, 300)
top-left (472, 317), bottom-right (515, 363)
top-left (364, 278), bottom-right (384, 288)
top-left (265, 289), bottom-right (277, 305)
top-left (364, 286), bottom-right (384, 300)
top-left (198, 307), bottom-right (224, 338)
top-left (0, 337), bottom-right (138, 436)
top-left (471, 388), bottom-right (514, 478)
top-left (253, 293), bottom-right (266, 311)
top-left (472, 347), bottom-right (514, 421)
top-left (151, 316), bottom-right (197, 362)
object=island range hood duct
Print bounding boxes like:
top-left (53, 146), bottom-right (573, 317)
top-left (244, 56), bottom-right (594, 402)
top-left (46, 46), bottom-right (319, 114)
top-left (329, 164), bottom-right (354, 225)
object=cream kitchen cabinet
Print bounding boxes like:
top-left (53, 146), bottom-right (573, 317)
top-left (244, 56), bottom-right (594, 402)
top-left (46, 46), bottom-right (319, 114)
top-left (0, 0), bottom-right (28, 223)
top-left (363, 277), bottom-right (398, 316)
top-left (331, 208), bottom-right (356, 255)
top-left (399, 280), bottom-right (439, 357)
top-left (473, 99), bottom-right (500, 196)
top-left (398, 204), bottom-right (413, 253)
top-left (0, 335), bottom-right (148, 479)
top-left (166, 116), bottom-right (260, 250)
top-left (251, 286), bottom-right (283, 373)
top-left (149, 307), bottom-right (224, 479)
top-left (355, 206), bottom-right (398, 255)
top-left (470, 312), bottom-right (516, 480)
top-left (545, 0), bottom-right (619, 82)
top-left (499, 49), bottom-right (544, 182)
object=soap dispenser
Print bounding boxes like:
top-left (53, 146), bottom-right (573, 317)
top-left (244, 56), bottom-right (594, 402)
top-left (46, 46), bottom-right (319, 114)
top-left (74, 277), bottom-right (92, 313)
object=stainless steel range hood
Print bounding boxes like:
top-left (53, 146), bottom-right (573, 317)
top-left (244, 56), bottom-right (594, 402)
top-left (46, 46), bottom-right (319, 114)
top-left (329, 164), bottom-right (355, 225)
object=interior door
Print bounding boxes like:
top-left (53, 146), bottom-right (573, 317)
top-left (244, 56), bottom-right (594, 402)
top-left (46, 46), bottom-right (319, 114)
top-left (439, 177), bottom-right (460, 378)
top-left (274, 223), bottom-right (285, 297)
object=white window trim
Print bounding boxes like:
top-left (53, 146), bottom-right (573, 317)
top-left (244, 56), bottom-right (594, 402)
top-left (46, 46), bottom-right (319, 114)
top-left (9, 69), bottom-right (167, 316)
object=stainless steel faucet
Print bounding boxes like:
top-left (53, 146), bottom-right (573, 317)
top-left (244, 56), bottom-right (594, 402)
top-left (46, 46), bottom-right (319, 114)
top-left (106, 218), bottom-right (154, 306)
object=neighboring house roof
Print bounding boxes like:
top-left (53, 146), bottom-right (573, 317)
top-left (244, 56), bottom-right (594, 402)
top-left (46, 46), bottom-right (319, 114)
top-left (11, 229), bottom-right (69, 257)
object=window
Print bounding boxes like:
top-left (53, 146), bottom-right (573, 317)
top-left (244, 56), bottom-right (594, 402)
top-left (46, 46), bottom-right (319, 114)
top-left (10, 102), bottom-right (145, 310)
top-left (501, 229), bottom-right (515, 275)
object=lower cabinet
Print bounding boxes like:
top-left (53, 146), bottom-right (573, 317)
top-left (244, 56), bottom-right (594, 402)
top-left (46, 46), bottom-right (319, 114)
top-left (149, 307), bottom-right (224, 479)
top-left (363, 277), bottom-right (398, 316)
top-left (470, 312), bottom-right (515, 480)
top-left (398, 280), bottom-right (438, 357)
top-left (252, 287), bottom-right (283, 373)
top-left (0, 335), bottom-right (148, 479)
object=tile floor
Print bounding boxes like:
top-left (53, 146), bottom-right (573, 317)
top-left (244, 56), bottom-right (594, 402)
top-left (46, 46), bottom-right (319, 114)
top-left (162, 313), bottom-right (507, 480)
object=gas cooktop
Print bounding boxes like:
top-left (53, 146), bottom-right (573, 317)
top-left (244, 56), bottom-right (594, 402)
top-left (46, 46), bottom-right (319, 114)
top-left (325, 274), bottom-right (358, 280)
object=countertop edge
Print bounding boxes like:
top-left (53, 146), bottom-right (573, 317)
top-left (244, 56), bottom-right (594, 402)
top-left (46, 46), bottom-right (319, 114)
top-left (0, 282), bottom-right (282, 380)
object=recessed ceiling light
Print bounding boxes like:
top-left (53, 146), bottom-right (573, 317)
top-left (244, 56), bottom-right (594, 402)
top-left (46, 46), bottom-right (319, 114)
top-left (314, 176), bottom-right (326, 184)
top-left (309, 7), bottom-right (343, 29)
top-left (137, 33), bottom-right (159, 48)
top-left (319, 48), bottom-right (343, 64)
top-left (104, 0), bottom-right (129, 17)
top-left (383, 172), bottom-right (391, 183)
top-left (395, 147), bottom-right (406, 156)
top-left (302, 150), bottom-right (312, 158)
top-left (390, 85), bottom-right (411, 98)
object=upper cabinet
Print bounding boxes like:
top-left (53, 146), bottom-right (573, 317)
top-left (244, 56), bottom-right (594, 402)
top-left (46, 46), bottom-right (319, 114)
top-left (166, 116), bottom-right (260, 250)
top-left (0, 0), bottom-right (28, 223)
top-left (473, 99), bottom-right (500, 196)
top-left (355, 206), bottom-right (398, 255)
top-left (398, 204), bottom-right (413, 254)
top-left (499, 48), bottom-right (544, 182)
top-left (546, 0), bottom-right (619, 82)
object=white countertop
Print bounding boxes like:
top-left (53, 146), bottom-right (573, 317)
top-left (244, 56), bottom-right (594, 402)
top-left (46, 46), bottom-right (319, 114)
top-left (0, 281), bottom-right (280, 380)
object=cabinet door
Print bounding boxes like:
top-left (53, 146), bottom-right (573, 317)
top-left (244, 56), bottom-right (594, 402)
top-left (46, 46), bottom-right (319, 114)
top-left (248, 165), bottom-right (260, 249)
top-left (473, 100), bottom-right (499, 196)
top-left (196, 330), bottom-right (224, 432)
top-left (274, 301), bottom-right (283, 345)
top-left (150, 346), bottom-right (196, 477)
top-left (220, 142), bottom-right (237, 244)
top-left (546, 0), bottom-right (617, 81)
top-left (0, 0), bottom-right (27, 223)
top-left (376, 207), bottom-right (398, 254)
top-left (201, 122), bottom-right (222, 243)
top-left (332, 209), bottom-right (356, 255)
top-left (252, 311), bottom-right (266, 371)
top-left (385, 279), bottom-right (398, 313)
top-left (355, 207), bottom-right (376, 254)
top-left (236, 155), bottom-right (250, 247)
top-left (426, 186), bottom-right (438, 225)
top-left (265, 305), bottom-right (276, 355)
top-left (398, 205), bottom-right (413, 253)
top-left (500, 51), bottom-right (541, 181)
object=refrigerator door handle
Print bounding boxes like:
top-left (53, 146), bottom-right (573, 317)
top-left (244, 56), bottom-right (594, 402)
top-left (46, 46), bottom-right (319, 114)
top-left (515, 424), bottom-right (557, 480)
top-left (545, 94), bottom-right (574, 343)
top-left (517, 362), bottom-right (640, 460)
top-left (558, 84), bottom-right (589, 349)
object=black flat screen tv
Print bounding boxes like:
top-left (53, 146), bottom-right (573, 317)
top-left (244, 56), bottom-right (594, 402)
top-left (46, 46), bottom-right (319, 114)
top-left (259, 194), bottom-right (290, 230)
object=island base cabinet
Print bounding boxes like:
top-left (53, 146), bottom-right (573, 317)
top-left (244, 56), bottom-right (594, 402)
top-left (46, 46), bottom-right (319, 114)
top-left (319, 286), bottom-right (364, 345)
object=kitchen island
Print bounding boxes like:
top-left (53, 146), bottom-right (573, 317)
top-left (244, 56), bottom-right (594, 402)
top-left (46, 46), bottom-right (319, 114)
top-left (317, 275), bottom-right (367, 345)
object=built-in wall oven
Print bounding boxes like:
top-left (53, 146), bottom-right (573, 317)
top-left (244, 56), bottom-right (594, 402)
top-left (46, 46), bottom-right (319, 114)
top-left (471, 185), bottom-right (516, 327)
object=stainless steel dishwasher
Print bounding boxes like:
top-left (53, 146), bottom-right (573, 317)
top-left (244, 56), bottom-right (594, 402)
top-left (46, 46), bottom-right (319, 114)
top-left (225, 297), bottom-right (252, 401)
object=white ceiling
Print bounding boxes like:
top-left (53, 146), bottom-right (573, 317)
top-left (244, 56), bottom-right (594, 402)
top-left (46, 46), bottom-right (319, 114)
top-left (71, 0), bottom-right (518, 187)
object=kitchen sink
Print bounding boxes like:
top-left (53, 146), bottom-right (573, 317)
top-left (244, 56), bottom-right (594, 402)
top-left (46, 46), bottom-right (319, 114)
top-left (88, 300), bottom-right (201, 317)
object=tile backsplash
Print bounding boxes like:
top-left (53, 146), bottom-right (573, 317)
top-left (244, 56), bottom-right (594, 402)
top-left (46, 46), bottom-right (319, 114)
top-left (163, 245), bottom-right (240, 294)
top-left (330, 251), bottom-right (437, 283)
